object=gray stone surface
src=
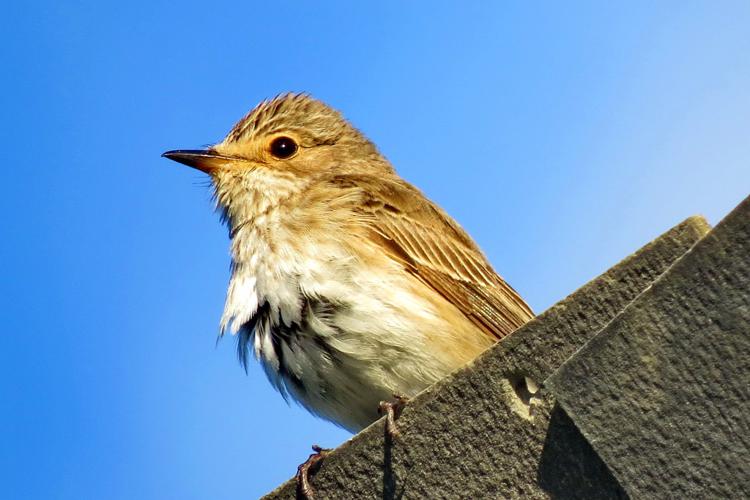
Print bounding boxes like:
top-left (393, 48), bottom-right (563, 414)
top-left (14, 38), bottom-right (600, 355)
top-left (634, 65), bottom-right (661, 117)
top-left (262, 216), bottom-right (709, 499)
top-left (547, 196), bottom-right (750, 498)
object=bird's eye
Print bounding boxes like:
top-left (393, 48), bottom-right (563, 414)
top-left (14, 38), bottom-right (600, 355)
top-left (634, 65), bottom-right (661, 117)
top-left (269, 136), bottom-right (298, 159)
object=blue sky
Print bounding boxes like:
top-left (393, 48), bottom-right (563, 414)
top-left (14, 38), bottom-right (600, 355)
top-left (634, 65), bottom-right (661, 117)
top-left (2, 2), bottom-right (749, 499)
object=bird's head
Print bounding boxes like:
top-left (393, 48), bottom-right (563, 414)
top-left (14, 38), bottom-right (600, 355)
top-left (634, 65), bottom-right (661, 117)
top-left (164, 94), bottom-right (392, 219)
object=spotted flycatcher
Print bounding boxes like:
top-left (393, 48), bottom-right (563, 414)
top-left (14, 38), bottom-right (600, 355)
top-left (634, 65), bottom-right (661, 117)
top-left (163, 94), bottom-right (533, 433)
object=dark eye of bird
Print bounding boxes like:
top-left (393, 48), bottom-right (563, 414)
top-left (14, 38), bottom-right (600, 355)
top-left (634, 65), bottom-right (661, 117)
top-left (269, 136), bottom-right (298, 159)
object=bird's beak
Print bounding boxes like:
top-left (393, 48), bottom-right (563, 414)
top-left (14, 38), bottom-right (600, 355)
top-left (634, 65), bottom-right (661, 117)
top-left (161, 149), bottom-right (238, 174)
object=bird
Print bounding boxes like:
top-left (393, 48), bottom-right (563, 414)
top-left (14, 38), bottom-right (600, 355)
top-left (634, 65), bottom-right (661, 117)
top-left (162, 93), bottom-right (534, 434)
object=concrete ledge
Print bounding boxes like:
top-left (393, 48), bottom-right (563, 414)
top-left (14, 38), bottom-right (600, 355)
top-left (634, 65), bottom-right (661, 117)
top-left (548, 195), bottom-right (750, 498)
top-left (263, 215), bottom-right (711, 499)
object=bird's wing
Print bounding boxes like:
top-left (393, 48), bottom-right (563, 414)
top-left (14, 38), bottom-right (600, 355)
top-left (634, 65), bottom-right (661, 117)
top-left (329, 174), bottom-right (534, 341)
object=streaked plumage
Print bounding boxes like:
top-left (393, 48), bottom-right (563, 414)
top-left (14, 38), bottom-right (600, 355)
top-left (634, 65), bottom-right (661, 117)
top-left (163, 94), bottom-right (533, 432)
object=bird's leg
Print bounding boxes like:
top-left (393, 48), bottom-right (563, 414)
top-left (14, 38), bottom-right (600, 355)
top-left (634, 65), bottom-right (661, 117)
top-left (296, 444), bottom-right (330, 500)
top-left (378, 393), bottom-right (409, 439)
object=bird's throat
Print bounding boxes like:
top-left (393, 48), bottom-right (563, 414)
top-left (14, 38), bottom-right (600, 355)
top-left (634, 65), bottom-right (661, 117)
top-left (212, 168), bottom-right (304, 238)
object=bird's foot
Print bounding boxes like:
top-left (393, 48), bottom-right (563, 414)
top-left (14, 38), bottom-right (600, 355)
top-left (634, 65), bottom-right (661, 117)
top-left (296, 444), bottom-right (331, 500)
top-left (378, 393), bottom-right (409, 439)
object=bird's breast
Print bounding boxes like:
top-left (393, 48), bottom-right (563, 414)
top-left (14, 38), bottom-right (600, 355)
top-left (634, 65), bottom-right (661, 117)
top-left (219, 209), bottom-right (493, 431)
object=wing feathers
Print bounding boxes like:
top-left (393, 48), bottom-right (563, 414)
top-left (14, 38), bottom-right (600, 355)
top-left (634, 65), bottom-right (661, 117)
top-left (331, 174), bottom-right (534, 341)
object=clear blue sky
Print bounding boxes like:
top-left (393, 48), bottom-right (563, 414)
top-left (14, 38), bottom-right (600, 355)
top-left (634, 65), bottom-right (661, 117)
top-left (2, 2), bottom-right (749, 499)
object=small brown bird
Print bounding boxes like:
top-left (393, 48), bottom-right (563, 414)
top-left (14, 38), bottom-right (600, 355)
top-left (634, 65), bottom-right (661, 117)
top-left (163, 94), bottom-right (533, 433)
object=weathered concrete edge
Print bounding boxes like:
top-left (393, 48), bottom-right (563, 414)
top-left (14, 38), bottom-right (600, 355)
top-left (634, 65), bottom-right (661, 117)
top-left (546, 195), bottom-right (750, 497)
top-left (492, 215), bottom-right (711, 384)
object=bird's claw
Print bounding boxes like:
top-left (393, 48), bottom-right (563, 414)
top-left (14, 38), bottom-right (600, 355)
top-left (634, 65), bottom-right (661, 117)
top-left (378, 393), bottom-right (409, 439)
top-left (296, 444), bottom-right (331, 500)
